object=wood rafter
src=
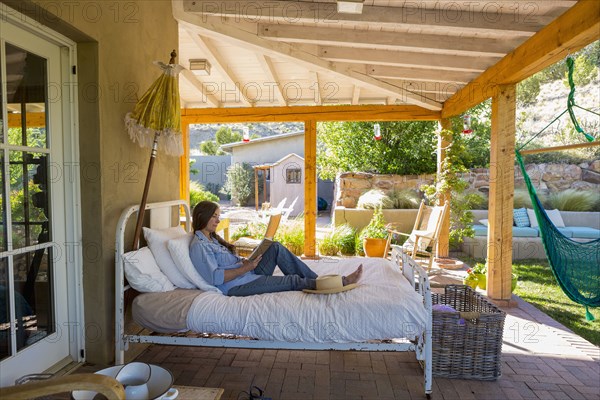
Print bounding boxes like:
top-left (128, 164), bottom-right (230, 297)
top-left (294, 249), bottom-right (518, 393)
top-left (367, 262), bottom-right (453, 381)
top-left (351, 86), bottom-right (360, 105)
top-left (255, 54), bottom-right (287, 106)
top-left (443, 0), bottom-right (600, 118)
top-left (173, 3), bottom-right (442, 110)
top-left (180, 69), bottom-right (221, 107)
top-left (181, 104), bottom-right (441, 123)
top-left (184, 0), bottom-right (547, 35)
top-left (366, 65), bottom-right (478, 84)
top-left (259, 24), bottom-right (524, 57)
top-left (310, 71), bottom-right (322, 105)
top-left (319, 46), bottom-right (496, 72)
top-left (184, 29), bottom-right (252, 106)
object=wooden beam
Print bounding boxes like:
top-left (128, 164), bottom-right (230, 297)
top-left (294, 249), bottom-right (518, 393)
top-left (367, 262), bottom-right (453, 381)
top-left (351, 86), bottom-right (360, 105)
top-left (185, 0), bottom-right (546, 35)
top-left (304, 119), bottom-right (317, 258)
top-left (180, 69), bottom-right (221, 107)
top-left (366, 65), bottom-right (478, 84)
top-left (180, 122), bottom-right (190, 204)
top-left (319, 46), bottom-right (495, 72)
top-left (173, 4), bottom-right (442, 110)
top-left (255, 54), bottom-right (287, 106)
top-left (181, 104), bottom-right (441, 123)
top-left (487, 84), bottom-right (516, 302)
top-left (436, 120), bottom-right (452, 258)
top-left (8, 112), bottom-right (45, 128)
top-left (259, 24), bottom-right (521, 57)
top-left (519, 141), bottom-right (600, 155)
top-left (310, 71), bottom-right (322, 106)
top-left (184, 30), bottom-right (253, 106)
top-left (442, 0), bottom-right (600, 118)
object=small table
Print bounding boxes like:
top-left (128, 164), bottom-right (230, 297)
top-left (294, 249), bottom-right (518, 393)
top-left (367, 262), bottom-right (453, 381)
top-left (174, 385), bottom-right (224, 400)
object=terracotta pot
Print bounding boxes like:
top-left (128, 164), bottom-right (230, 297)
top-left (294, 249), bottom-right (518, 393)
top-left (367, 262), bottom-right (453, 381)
top-left (363, 238), bottom-right (387, 258)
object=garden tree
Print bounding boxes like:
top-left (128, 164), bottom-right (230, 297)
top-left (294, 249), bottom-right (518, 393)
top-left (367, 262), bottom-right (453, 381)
top-left (200, 126), bottom-right (244, 155)
top-left (221, 162), bottom-right (254, 206)
top-left (448, 100), bottom-right (492, 169)
top-left (316, 121), bottom-right (438, 180)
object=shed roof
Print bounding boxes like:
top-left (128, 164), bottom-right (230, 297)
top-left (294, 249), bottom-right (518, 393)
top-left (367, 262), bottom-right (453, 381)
top-left (221, 130), bottom-right (304, 151)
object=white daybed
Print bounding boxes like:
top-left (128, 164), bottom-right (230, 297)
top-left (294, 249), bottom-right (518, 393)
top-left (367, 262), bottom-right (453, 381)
top-left (115, 200), bottom-right (433, 397)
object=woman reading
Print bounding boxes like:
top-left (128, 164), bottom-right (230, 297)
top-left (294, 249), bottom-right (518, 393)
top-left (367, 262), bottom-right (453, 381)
top-left (189, 201), bottom-right (362, 296)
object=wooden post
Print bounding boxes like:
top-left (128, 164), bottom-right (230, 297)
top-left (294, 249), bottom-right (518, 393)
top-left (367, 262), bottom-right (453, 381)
top-left (179, 121), bottom-right (190, 204)
top-left (436, 119), bottom-right (451, 258)
top-left (254, 168), bottom-right (259, 211)
top-left (304, 119), bottom-right (317, 258)
top-left (487, 84), bottom-right (516, 303)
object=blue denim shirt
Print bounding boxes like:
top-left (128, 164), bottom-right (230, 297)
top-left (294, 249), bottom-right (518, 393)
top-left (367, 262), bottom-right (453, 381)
top-left (189, 231), bottom-right (259, 294)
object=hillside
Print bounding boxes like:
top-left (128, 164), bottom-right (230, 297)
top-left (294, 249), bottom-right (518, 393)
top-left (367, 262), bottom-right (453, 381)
top-left (189, 122), bottom-right (303, 154)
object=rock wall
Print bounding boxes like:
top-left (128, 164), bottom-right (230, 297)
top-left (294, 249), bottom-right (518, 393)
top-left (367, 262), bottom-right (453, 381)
top-left (335, 160), bottom-right (600, 208)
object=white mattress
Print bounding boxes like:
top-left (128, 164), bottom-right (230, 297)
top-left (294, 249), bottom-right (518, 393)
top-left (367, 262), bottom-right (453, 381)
top-left (186, 257), bottom-right (427, 343)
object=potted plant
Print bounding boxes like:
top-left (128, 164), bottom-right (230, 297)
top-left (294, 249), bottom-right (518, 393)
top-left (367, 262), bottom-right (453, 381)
top-left (463, 270), bottom-right (479, 289)
top-left (359, 207), bottom-right (389, 257)
top-left (471, 263), bottom-right (487, 290)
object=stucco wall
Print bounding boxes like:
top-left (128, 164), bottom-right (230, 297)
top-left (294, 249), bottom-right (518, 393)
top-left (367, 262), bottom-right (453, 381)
top-left (19, 0), bottom-right (179, 364)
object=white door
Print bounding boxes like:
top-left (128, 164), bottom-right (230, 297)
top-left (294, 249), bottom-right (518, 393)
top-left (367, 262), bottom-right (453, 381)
top-left (0, 18), bottom-right (78, 385)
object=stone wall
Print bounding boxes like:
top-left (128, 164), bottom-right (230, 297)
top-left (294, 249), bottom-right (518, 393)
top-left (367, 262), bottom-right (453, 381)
top-left (335, 160), bottom-right (600, 208)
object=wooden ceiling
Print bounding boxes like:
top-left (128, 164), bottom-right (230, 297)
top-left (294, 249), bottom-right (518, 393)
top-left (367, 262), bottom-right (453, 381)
top-left (173, 0), bottom-right (594, 116)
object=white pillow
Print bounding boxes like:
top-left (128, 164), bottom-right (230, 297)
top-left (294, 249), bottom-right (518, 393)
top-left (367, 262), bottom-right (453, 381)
top-left (546, 209), bottom-right (566, 228)
top-left (526, 209), bottom-right (538, 228)
top-left (123, 247), bottom-right (175, 293)
top-left (479, 219), bottom-right (489, 226)
top-left (167, 234), bottom-right (221, 293)
top-left (527, 208), bottom-right (565, 228)
top-left (143, 226), bottom-right (195, 289)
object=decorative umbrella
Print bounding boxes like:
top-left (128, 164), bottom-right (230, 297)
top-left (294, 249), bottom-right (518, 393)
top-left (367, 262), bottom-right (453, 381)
top-left (125, 50), bottom-right (184, 249)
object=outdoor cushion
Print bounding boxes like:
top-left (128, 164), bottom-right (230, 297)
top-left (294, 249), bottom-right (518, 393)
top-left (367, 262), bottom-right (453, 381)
top-left (513, 208), bottom-right (530, 227)
top-left (527, 208), bottom-right (565, 228)
top-left (512, 227), bottom-right (539, 237)
top-left (556, 228), bottom-right (573, 238)
top-left (122, 247), bottom-right (175, 293)
top-left (143, 226), bottom-right (195, 289)
top-left (563, 227), bottom-right (600, 239)
top-left (167, 234), bottom-right (221, 293)
top-left (472, 225), bottom-right (488, 237)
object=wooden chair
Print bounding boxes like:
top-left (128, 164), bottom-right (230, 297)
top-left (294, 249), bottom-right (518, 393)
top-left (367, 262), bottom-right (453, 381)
top-left (0, 374), bottom-right (125, 400)
top-left (384, 200), bottom-right (449, 272)
top-left (233, 212), bottom-right (282, 257)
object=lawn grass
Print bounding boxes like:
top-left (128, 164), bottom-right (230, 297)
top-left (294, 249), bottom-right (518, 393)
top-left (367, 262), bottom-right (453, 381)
top-left (460, 257), bottom-right (599, 346)
top-left (511, 260), bottom-right (600, 346)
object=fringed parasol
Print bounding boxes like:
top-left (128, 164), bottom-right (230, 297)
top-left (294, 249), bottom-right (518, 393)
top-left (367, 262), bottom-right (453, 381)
top-left (125, 50), bottom-right (184, 249)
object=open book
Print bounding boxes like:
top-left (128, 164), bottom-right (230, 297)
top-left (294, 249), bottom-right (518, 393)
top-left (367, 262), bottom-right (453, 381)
top-left (248, 238), bottom-right (274, 261)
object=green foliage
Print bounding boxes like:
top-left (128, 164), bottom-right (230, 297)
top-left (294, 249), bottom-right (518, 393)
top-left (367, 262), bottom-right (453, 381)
top-left (421, 130), bottom-right (476, 246)
top-left (275, 218), bottom-right (305, 256)
top-left (447, 100), bottom-right (492, 169)
top-left (317, 121), bottom-right (438, 180)
top-left (517, 74), bottom-right (543, 105)
top-left (513, 188), bottom-right (534, 209)
top-left (359, 208), bottom-right (388, 241)
top-left (356, 189), bottom-right (394, 209)
top-left (200, 126), bottom-right (243, 155)
top-left (318, 224), bottom-right (357, 256)
top-left (563, 52), bottom-right (599, 87)
top-left (189, 159), bottom-right (199, 175)
top-left (512, 259), bottom-right (600, 346)
top-left (545, 189), bottom-right (600, 212)
top-left (200, 140), bottom-right (222, 155)
top-left (390, 189), bottom-right (421, 209)
top-left (221, 163), bottom-right (254, 206)
top-left (231, 225), bottom-right (252, 241)
top-left (189, 181), bottom-right (219, 209)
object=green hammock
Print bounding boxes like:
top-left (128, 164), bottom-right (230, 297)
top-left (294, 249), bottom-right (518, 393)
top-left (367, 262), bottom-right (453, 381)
top-left (515, 57), bottom-right (599, 321)
top-left (516, 152), bottom-right (599, 321)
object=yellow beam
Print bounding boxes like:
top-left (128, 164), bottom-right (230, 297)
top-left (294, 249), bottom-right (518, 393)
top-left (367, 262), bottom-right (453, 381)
top-left (182, 105), bottom-right (440, 123)
top-left (8, 112), bottom-right (46, 128)
top-left (442, 0), bottom-right (600, 118)
top-left (304, 119), bottom-right (317, 258)
top-left (487, 85), bottom-right (516, 302)
top-left (520, 141), bottom-right (600, 155)
top-left (179, 123), bottom-right (190, 204)
top-left (436, 120), bottom-right (452, 258)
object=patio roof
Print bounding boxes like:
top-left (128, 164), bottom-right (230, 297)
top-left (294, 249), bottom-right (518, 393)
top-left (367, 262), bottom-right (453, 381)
top-left (173, 0), bottom-right (595, 116)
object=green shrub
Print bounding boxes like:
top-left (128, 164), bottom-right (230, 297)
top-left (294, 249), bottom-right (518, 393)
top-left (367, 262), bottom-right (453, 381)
top-left (318, 233), bottom-right (339, 256)
top-left (390, 189), bottom-right (421, 209)
top-left (334, 224), bottom-right (357, 255)
top-left (357, 189), bottom-right (394, 209)
top-left (189, 181), bottom-right (219, 209)
top-left (513, 188), bottom-right (534, 209)
top-left (546, 189), bottom-right (600, 211)
top-left (358, 208), bottom-right (388, 254)
top-left (230, 225), bottom-right (252, 241)
top-left (275, 218), bottom-right (305, 256)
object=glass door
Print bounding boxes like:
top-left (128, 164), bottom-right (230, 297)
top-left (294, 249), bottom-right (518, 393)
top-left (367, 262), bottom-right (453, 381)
top-left (0, 20), bottom-right (72, 385)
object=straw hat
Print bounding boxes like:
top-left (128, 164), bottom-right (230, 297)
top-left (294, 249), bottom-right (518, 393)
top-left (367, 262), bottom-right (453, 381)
top-left (303, 274), bottom-right (358, 294)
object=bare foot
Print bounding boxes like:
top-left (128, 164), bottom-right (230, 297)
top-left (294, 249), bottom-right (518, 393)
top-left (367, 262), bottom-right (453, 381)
top-left (343, 264), bottom-right (363, 286)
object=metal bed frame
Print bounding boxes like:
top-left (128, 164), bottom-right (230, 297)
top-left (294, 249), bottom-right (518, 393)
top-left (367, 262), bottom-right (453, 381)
top-left (115, 200), bottom-right (433, 397)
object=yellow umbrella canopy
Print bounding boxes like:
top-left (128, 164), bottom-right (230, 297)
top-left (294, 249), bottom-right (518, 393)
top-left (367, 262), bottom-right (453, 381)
top-left (125, 51), bottom-right (184, 249)
top-left (125, 60), bottom-right (184, 156)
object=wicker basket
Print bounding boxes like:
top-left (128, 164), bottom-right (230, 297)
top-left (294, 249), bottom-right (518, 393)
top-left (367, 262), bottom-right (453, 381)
top-left (432, 285), bottom-right (506, 380)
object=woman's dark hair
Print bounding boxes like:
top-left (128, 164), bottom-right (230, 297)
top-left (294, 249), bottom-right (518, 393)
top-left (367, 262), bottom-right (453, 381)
top-left (192, 201), bottom-right (235, 254)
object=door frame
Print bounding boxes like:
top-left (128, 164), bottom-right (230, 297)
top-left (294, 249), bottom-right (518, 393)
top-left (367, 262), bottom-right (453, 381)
top-left (1, 6), bottom-right (84, 372)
